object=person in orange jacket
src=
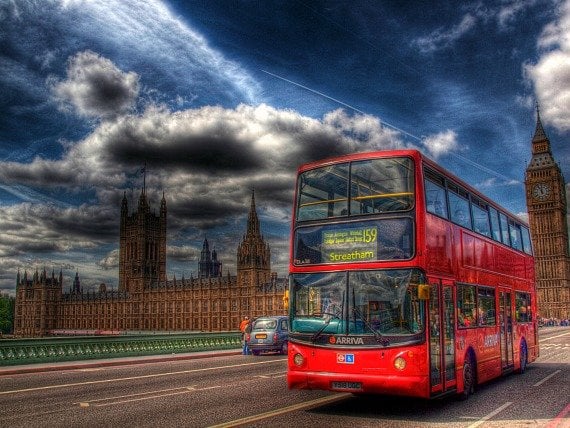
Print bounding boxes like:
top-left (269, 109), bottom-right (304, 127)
top-left (240, 316), bottom-right (251, 355)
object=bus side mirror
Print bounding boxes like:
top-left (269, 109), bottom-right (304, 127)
top-left (418, 284), bottom-right (430, 300)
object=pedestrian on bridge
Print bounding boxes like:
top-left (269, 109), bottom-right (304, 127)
top-left (240, 316), bottom-right (251, 355)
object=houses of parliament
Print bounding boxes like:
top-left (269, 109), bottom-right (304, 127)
top-left (14, 189), bottom-right (286, 337)
top-left (13, 111), bottom-right (570, 337)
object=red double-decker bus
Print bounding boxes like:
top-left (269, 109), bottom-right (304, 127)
top-left (287, 149), bottom-right (538, 399)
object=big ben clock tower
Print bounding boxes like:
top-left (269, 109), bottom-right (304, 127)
top-left (524, 106), bottom-right (570, 320)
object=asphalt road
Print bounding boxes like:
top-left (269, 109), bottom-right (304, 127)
top-left (0, 327), bottom-right (568, 427)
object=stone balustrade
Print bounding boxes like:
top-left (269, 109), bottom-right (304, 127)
top-left (0, 332), bottom-right (242, 366)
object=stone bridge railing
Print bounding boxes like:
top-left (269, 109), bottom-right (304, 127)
top-left (0, 332), bottom-right (242, 366)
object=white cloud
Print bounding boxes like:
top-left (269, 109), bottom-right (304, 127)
top-left (50, 50), bottom-right (140, 119)
top-left (57, 0), bottom-right (261, 104)
top-left (524, 0), bottom-right (570, 131)
top-left (414, 14), bottom-right (477, 53)
top-left (420, 130), bottom-right (459, 159)
top-left (496, 0), bottom-right (540, 29)
top-left (413, 1), bottom-right (546, 53)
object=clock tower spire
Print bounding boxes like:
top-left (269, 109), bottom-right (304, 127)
top-left (524, 105), bottom-right (570, 321)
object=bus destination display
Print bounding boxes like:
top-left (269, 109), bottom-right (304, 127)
top-left (322, 226), bottom-right (377, 263)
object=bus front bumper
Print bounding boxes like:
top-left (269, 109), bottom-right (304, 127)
top-left (288, 370), bottom-right (430, 398)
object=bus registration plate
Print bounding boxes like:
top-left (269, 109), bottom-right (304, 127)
top-left (331, 381), bottom-right (362, 391)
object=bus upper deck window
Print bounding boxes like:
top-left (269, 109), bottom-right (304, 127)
top-left (350, 158), bottom-right (414, 214)
top-left (297, 163), bottom-right (349, 221)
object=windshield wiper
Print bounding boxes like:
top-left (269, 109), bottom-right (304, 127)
top-left (310, 312), bottom-right (340, 343)
top-left (351, 306), bottom-right (390, 346)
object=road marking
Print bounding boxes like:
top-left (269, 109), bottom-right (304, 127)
top-left (75, 385), bottom-right (198, 407)
top-left (256, 370), bottom-right (287, 379)
top-left (539, 331), bottom-right (570, 342)
top-left (466, 401), bottom-right (513, 428)
top-left (546, 403), bottom-right (570, 428)
top-left (0, 359), bottom-right (283, 396)
top-left (534, 370), bottom-right (561, 387)
top-left (78, 384), bottom-right (223, 407)
top-left (209, 393), bottom-right (352, 428)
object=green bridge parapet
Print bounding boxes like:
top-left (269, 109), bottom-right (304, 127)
top-left (0, 332), bottom-right (242, 366)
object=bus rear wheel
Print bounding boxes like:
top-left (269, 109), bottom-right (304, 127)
top-left (460, 355), bottom-right (475, 400)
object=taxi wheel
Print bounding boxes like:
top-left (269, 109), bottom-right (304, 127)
top-left (280, 341), bottom-right (288, 355)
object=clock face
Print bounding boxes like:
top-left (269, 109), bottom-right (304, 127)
top-left (532, 183), bottom-right (551, 200)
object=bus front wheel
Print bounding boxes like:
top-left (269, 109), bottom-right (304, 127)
top-left (460, 354), bottom-right (475, 400)
top-left (518, 340), bottom-right (528, 374)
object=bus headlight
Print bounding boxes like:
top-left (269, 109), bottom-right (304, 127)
top-left (293, 353), bottom-right (305, 366)
top-left (394, 356), bottom-right (407, 371)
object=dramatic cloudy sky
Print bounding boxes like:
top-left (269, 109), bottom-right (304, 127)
top-left (1, 0), bottom-right (569, 295)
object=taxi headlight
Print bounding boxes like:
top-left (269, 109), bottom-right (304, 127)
top-left (394, 356), bottom-right (407, 371)
top-left (293, 353), bottom-right (305, 366)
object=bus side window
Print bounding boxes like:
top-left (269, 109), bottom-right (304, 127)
top-left (509, 221), bottom-right (523, 251)
top-left (521, 226), bottom-right (533, 255)
top-left (489, 207), bottom-right (501, 242)
top-left (499, 212), bottom-right (510, 245)
top-left (477, 286), bottom-right (495, 326)
top-left (449, 191), bottom-right (471, 229)
top-left (472, 203), bottom-right (491, 237)
top-left (425, 178), bottom-right (448, 218)
top-left (457, 283), bottom-right (476, 328)
top-left (515, 292), bottom-right (532, 322)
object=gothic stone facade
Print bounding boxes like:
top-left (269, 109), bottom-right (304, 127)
top-left (14, 191), bottom-right (286, 337)
top-left (524, 109), bottom-right (570, 320)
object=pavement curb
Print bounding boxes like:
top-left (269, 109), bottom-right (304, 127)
top-left (0, 349), bottom-right (243, 376)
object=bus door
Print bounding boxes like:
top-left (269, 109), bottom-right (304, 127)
top-left (499, 289), bottom-right (514, 370)
top-left (428, 279), bottom-right (456, 394)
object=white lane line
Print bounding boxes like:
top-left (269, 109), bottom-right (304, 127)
top-left (92, 389), bottom-right (195, 407)
top-left (209, 393), bottom-right (352, 428)
top-left (81, 385), bottom-right (222, 407)
top-left (0, 359), bottom-right (283, 396)
top-left (533, 370), bottom-right (561, 387)
top-left (539, 331), bottom-right (570, 342)
top-left (466, 402), bottom-right (513, 428)
top-left (74, 385), bottom-right (197, 405)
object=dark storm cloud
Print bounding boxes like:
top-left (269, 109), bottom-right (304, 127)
top-left (0, 203), bottom-right (117, 258)
top-left (50, 50), bottom-right (139, 119)
top-left (0, 159), bottom-right (78, 187)
top-left (106, 125), bottom-right (263, 173)
top-left (45, 205), bottom-right (117, 241)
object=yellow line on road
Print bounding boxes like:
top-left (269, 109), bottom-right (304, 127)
top-left (209, 393), bottom-right (352, 428)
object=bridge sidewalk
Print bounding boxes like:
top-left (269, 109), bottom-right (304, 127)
top-left (0, 348), bottom-right (242, 376)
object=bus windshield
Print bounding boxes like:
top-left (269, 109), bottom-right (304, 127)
top-left (296, 157), bottom-right (414, 222)
top-left (290, 269), bottom-right (425, 346)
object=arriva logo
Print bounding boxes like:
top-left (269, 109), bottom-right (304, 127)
top-left (334, 336), bottom-right (365, 345)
